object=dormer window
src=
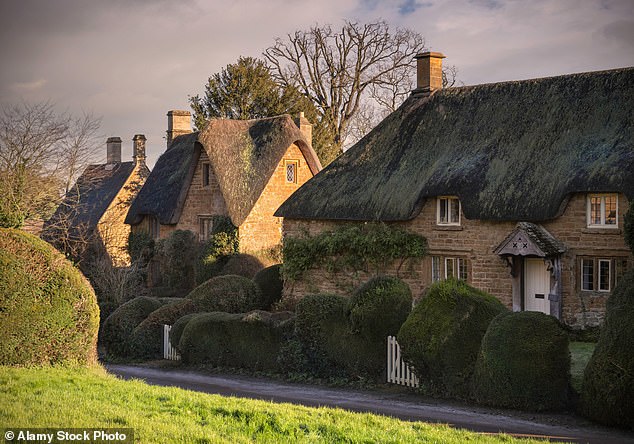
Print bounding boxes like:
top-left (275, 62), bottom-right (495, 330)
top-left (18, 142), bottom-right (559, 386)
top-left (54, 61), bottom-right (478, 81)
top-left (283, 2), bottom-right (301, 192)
top-left (437, 197), bottom-right (460, 225)
top-left (587, 194), bottom-right (618, 228)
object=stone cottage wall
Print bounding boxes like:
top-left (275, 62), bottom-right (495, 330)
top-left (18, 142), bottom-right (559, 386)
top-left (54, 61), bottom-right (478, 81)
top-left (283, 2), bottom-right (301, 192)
top-left (239, 143), bottom-right (314, 258)
top-left (281, 193), bottom-right (632, 328)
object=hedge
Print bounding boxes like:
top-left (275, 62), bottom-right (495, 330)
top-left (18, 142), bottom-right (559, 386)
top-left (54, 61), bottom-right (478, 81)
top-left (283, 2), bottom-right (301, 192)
top-left (397, 279), bottom-right (508, 398)
top-left (471, 311), bottom-right (571, 411)
top-left (128, 298), bottom-right (193, 359)
top-left (253, 264), bottom-right (283, 310)
top-left (101, 296), bottom-right (165, 357)
top-left (581, 270), bottom-right (634, 427)
top-left (218, 254), bottom-right (264, 279)
top-left (179, 310), bottom-right (295, 370)
top-left (293, 294), bottom-right (348, 377)
top-left (0, 228), bottom-right (99, 366)
top-left (169, 313), bottom-right (199, 350)
top-left (186, 274), bottom-right (264, 313)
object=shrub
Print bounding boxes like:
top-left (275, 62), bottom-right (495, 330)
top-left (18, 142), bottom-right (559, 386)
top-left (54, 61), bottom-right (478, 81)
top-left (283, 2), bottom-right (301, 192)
top-left (100, 296), bottom-right (165, 357)
top-left (195, 216), bottom-right (239, 285)
top-left (253, 264), bottom-right (283, 310)
top-left (397, 279), bottom-right (508, 398)
top-left (333, 276), bottom-right (413, 378)
top-left (625, 205), bottom-right (634, 254)
top-left (169, 313), bottom-right (199, 350)
top-left (0, 228), bottom-right (99, 366)
top-left (156, 230), bottom-right (198, 291)
top-left (128, 231), bottom-right (155, 264)
top-left (294, 293), bottom-right (348, 377)
top-left (580, 270), bottom-right (634, 428)
top-left (471, 311), bottom-right (571, 411)
top-left (128, 298), bottom-right (193, 359)
top-left (218, 254), bottom-right (264, 279)
top-left (186, 275), bottom-right (264, 313)
top-left (179, 310), bottom-right (294, 370)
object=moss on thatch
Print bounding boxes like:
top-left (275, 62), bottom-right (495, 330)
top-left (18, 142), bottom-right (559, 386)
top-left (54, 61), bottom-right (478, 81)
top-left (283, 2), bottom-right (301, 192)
top-left (277, 68), bottom-right (634, 222)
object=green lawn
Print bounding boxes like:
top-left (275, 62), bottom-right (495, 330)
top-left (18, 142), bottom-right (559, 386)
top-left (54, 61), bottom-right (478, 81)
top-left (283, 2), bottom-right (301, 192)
top-left (569, 341), bottom-right (596, 392)
top-left (0, 366), bottom-right (546, 443)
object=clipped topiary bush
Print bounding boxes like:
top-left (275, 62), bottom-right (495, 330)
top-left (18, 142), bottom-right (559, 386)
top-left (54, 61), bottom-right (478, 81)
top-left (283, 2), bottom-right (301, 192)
top-left (0, 228), bottom-right (99, 366)
top-left (397, 279), bottom-right (508, 398)
top-left (100, 296), bottom-right (165, 357)
top-left (333, 276), bottom-right (413, 378)
top-left (253, 264), bottom-right (283, 310)
top-left (155, 229), bottom-right (198, 291)
top-left (218, 254), bottom-right (264, 279)
top-left (179, 310), bottom-right (295, 370)
top-left (471, 311), bottom-right (571, 411)
top-left (128, 298), bottom-right (193, 359)
top-left (169, 313), bottom-right (199, 350)
top-left (186, 274), bottom-right (264, 313)
top-left (294, 293), bottom-right (348, 377)
top-left (580, 270), bottom-right (634, 428)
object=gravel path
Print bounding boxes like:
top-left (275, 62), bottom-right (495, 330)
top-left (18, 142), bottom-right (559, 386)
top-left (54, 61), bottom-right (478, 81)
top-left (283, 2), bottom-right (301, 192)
top-left (106, 364), bottom-right (633, 444)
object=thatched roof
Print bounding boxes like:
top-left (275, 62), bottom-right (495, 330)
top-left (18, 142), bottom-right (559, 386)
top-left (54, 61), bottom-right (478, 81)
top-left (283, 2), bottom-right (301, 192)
top-left (43, 161), bottom-right (137, 239)
top-left (125, 132), bottom-right (200, 225)
top-left (126, 114), bottom-right (321, 227)
top-left (276, 67), bottom-right (634, 222)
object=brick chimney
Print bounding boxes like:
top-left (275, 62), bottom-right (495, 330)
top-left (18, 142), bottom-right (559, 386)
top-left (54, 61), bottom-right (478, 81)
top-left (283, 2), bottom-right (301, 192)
top-left (132, 134), bottom-right (146, 165)
top-left (106, 137), bottom-right (122, 164)
top-left (166, 110), bottom-right (192, 147)
top-left (412, 51), bottom-right (446, 97)
top-left (294, 112), bottom-right (313, 145)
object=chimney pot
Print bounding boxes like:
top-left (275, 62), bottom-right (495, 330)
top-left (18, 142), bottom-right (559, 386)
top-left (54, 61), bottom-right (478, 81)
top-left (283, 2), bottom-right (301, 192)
top-left (106, 137), bottom-right (122, 164)
top-left (412, 51), bottom-right (446, 97)
top-left (166, 110), bottom-right (192, 147)
top-left (133, 134), bottom-right (146, 165)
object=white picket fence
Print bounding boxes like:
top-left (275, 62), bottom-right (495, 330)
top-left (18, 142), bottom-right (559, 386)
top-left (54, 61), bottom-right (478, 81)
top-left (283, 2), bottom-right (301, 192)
top-left (386, 335), bottom-right (419, 388)
top-left (163, 324), bottom-right (181, 361)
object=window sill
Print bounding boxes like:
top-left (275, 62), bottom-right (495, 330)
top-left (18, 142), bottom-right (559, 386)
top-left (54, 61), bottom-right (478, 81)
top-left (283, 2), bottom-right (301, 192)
top-left (581, 228), bottom-right (622, 235)
top-left (434, 225), bottom-right (463, 231)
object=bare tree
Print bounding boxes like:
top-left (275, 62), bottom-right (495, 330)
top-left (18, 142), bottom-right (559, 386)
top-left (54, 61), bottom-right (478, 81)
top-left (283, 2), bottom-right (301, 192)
top-left (0, 101), bottom-right (101, 229)
top-left (264, 20), bottom-right (424, 161)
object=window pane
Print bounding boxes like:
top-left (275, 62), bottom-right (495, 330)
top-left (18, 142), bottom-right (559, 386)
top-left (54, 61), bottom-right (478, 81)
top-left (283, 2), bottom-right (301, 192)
top-left (590, 197), bottom-right (601, 225)
top-left (604, 195), bottom-right (617, 225)
top-left (439, 199), bottom-right (448, 223)
top-left (445, 258), bottom-right (455, 279)
top-left (202, 163), bottom-right (210, 186)
top-left (286, 162), bottom-right (296, 183)
top-left (458, 258), bottom-right (468, 281)
top-left (582, 259), bottom-right (594, 291)
top-left (450, 199), bottom-right (460, 223)
top-left (432, 256), bottom-right (441, 282)
top-left (598, 260), bottom-right (611, 291)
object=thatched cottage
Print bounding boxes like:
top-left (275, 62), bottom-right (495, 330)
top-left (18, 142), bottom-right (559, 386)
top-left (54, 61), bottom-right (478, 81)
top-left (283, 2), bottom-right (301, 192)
top-left (43, 136), bottom-right (150, 265)
top-left (276, 52), bottom-right (634, 329)
top-left (125, 111), bottom-right (321, 257)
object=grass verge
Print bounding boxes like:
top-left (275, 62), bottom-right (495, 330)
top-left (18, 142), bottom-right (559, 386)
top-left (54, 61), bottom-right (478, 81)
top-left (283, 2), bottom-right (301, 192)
top-left (0, 366), bottom-right (546, 443)
top-left (569, 342), bottom-right (596, 393)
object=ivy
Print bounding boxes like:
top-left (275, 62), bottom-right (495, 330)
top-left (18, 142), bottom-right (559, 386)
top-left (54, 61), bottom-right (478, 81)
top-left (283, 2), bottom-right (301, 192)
top-left (282, 222), bottom-right (427, 281)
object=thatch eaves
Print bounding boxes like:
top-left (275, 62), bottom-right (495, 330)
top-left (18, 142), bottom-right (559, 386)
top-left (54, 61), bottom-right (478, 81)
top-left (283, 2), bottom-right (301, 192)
top-left (199, 115), bottom-right (320, 226)
top-left (276, 67), bottom-right (634, 222)
top-left (44, 161), bottom-right (137, 239)
top-left (125, 132), bottom-right (199, 225)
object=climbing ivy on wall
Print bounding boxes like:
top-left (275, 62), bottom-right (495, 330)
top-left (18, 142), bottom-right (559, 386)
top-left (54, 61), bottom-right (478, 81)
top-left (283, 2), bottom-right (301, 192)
top-left (282, 222), bottom-right (427, 281)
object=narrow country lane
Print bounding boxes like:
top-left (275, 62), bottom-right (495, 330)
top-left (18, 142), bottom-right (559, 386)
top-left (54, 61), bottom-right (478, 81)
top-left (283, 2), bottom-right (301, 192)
top-left (105, 364), bottom-right (634, 444)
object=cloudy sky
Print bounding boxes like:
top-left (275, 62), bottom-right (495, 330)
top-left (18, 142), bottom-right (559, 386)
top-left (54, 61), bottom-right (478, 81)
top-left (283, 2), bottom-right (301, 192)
top-left (1, 0), bottom-right (632, 167)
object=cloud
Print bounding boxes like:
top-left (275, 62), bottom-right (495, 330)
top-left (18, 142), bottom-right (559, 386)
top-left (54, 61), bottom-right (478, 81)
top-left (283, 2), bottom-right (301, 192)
top-left (11, 79), bottom-right (47, 92)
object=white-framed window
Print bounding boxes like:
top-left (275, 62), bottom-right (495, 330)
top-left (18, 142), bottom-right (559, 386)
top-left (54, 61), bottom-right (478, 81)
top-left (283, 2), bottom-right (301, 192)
top-left (202, 162), bottom-right (211, 187)
top-left (587, 194), bottom-right (618, 227)
top-left (432, 256), bottom-right (468, 282)
top-left (437, 197), bottom-right (461, 225)
top-left (285, 160), bottom-right (299, 184)
top-left (580, 257), bottom-right (627, 292)
top-left (199, 216), bottom-right (213, 241)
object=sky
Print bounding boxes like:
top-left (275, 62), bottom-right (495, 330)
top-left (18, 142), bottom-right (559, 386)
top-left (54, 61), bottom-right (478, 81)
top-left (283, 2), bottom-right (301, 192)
top-left (1, 0), bottom-right (632, 168)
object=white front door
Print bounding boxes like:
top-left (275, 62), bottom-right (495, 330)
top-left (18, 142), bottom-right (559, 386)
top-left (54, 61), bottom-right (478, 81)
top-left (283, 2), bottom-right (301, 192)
top-left (524, 258), bottom-right (551, 315)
